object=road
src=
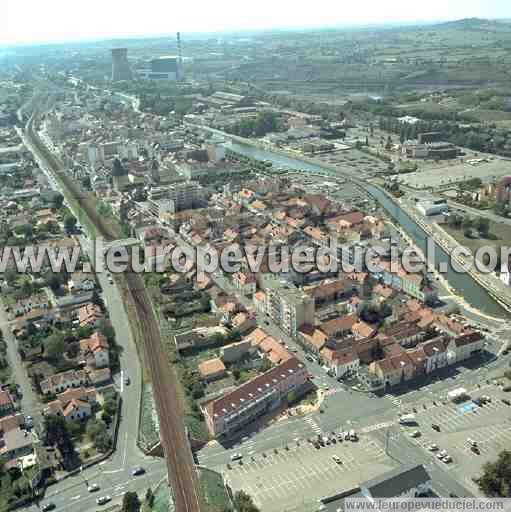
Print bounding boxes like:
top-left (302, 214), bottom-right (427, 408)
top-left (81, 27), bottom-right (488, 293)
top-left (0, 303), bottom-right (40, 422)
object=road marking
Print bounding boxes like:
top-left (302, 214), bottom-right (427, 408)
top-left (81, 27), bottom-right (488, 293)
top-left (120, 369), bottom-right (124, 393)
top-left (70, 495), bottom-right (81, 500)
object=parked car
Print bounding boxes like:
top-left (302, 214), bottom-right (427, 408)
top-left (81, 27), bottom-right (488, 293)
top-left (131, 466), bottom-right (145, 476)
top-left (409, 430), bottom-right (421, 438)
top-left (96, 496), bottom-right (111, 505)
top-left (88, 483), bottom-right (100, 492)
top-left (230, 453), bottom-right (242, 462)
top-left (332, 455), bottom-right (342, 464)
top-left (442, 455), bottom-right (452, 463)
top-left (502, 399), bottom-right (511, 406)
top-left (42, 504), bottom-right (55, 512)
top-left (432, 424), bottom-right (441, 432)
top-left (467, 439), bottom-right (477, 447)
top-left (428, 444), bottom-right (439, 452)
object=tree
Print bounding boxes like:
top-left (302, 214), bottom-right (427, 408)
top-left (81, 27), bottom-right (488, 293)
top-left (144, 488), bottom-right (155, 508)
top-left (476, 217), bottom-right (490, 237)
top-left (121, 491), bottom-right (141, 512)
top-left (112, 158), bottom-right (126, 177)
top-left (86, 419), bottom-right (111, 453)
top-left (46, 332), bottom-right (66, 363)
top-left (476, 450), bottom-right (511, 497)
top-left (232, 491), bottom-right (260, 512)
top-left (64, 214), bottom-right (77, 232)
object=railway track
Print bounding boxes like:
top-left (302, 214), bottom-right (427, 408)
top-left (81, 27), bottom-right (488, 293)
top-left (26, 112), bottom-right (202, 512)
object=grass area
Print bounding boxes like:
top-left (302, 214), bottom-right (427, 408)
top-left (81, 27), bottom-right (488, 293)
top-left (443, 221), bottom-right (511, 257)
top-left (139, 383), bottom-right (160, 450)
top-left (199, 468), bottom-right (231, 512)
top-left (150, 482), bottom-right (174, 512)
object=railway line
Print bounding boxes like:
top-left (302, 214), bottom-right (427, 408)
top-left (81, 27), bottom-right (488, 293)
top-left (25, 110), bottom-right (202, 512)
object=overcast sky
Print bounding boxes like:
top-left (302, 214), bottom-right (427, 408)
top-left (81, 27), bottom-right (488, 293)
top-left (2, 0), bottom-right (511, 45)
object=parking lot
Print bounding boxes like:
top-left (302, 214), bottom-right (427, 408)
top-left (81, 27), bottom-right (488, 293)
top-left (223, 433), bottom-right (395, 512)
top-left (400, 386), bottom-right (511, 492)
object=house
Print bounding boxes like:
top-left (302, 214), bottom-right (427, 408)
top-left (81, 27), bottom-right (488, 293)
top-left (88, 368), bottom-right (112, 386)
top-left (14, 295), bottom-right (50, 316)
top-left (351, 321), bottom-right (377, 340)
top-left (203, 357), bottom-right (308, 437)
top-left (198, 358), bottom-right (227, 383)
top-left (231, 312), bottom-right (257, 335)
top-left (79, 331), bottom-right (110, 368)
top-left (319, 314), bottom-right (357, 339)
top-left (298, 324), bottom-right (328, 354)
top-left (445, 331), bottom-right (484, 363)
top-left (0, 428), bottom-right (34, 462)
top-left (44, 387), bottom-right (97, 422)
top-left (40, 370), bottom-right (88, 396)
top-left (369, 351), bottom-right (415, 387)
top-left (232, 271), bottom-right (257, 296)
top-left (221, 339), bottom-right (251, 363)
top-left (0, 390), bottom-right (15, 418)
top-left (320, 347), bottom-right (360, 379)
top-left (78, 303), bottom-right (103, 328)
top-left (68, 272), bottom-right (96, 293)
top-left (422, 337), bottom-right (448, 373)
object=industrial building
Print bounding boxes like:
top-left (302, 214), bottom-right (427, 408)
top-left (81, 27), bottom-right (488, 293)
top-left (138, 56), bottom-right (179, 80)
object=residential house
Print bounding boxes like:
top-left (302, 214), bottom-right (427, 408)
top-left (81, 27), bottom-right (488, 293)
top-left (79, 331), bottom-right (110, 368)
top-left (320, 347), bottom-right (360, 379)
top-left (422, 337), bottom-right (448, 374)
top-left (198, 358), bottom-right (227, 382)
top-left (44, 387), bottom-right (97, 422)
top-left (68, 272), bottom-right (96, 293)
top-left (78, 303), bottom-right (103, 328)
top-left (232, 271), bottom-right (257, 296)
top-left (0, 390), bottom-right (15, 417)
top-left (221, 339), bottom-right (251, 364)
top-left (40, 370), bottom-right (88, 396)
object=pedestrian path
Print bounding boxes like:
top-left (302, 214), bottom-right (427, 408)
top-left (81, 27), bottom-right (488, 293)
top-left (360, 421), bottom-right (394, 434)
top-left (383, 394), bottom-right (402, 407)
top-left (304, 416), bottom-right (322, 435)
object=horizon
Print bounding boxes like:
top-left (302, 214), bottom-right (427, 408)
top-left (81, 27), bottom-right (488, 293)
top-left (3, 0), bottom-right (511, 47)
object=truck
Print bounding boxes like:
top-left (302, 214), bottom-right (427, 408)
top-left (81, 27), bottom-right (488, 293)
top-left (447, 388), bottom-right (469, 403)
top-left (398, 414), bottom-right (417, 425)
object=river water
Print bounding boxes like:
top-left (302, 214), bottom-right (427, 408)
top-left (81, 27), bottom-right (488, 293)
top-left (226, 141), bottom-right (507, 317)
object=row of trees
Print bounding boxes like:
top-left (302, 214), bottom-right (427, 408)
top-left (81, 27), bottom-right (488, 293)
top-left (447, 213), bottom-right (491, 238)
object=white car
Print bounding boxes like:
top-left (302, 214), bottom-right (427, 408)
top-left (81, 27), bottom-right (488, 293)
top-left (88, 483), bottom-right (100, 492)
top-left (332, 455), bottom-right (342, 464)
top-left (230, 453), bottom-right (243, 461)
top-left (96, 496), bottom-right (111, 505)
top-left (428, 444), bottom-right (439, 452)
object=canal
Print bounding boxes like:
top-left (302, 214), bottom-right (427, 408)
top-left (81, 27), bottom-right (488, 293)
top-left (226, 141), bottom-right (507, 317)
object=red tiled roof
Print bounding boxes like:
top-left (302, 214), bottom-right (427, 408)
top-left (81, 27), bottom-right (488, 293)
top-left (206, 357), bottom-right (305, 418)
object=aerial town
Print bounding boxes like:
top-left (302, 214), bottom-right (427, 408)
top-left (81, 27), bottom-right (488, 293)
top-left (1, 10), bottom-right (511, 512)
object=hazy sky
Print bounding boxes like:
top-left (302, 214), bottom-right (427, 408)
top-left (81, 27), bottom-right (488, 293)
top-left (2, 0), bottom-right (511, 45)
